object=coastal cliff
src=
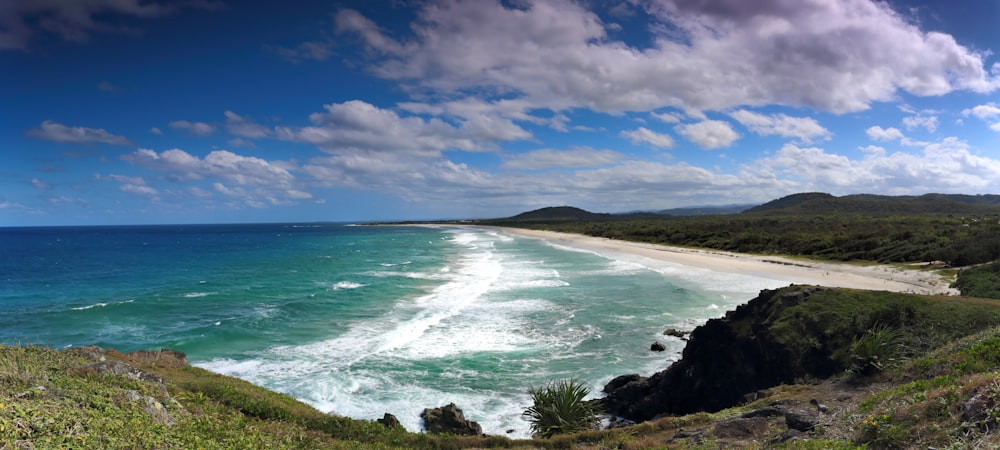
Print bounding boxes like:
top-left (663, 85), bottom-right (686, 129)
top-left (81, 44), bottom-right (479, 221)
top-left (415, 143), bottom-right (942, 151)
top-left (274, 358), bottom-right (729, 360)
top-left (602, 285), bottom-right (1000, 422)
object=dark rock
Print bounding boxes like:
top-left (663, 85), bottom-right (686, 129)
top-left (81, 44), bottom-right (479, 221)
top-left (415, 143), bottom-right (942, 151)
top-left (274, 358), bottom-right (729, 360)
top-left (377, 413), bottom-right (402, 429)
top-left (420, 403), bottom-right (482, 436)
top-left (810, 398), bottom-right (830, 413)
top-left (505, 429), bottom-right (515, 434)
top-left (650, 341), bottom-right (667, 352)
top-left (961, 388), bottom-right (997, 430)
top-left (663, 328), bottom-right (689, 338)
top-left (784, 408), bottom-right (818, 432)
top-left (713, 416), bottom-right (768, 438)
top-left (670, 428), bottom-right (705, 444)
top-left (604, 374), bottom-right (644, 393)
top-left (602, 286), bottom-right (847, 422)
top-left (741, 407), bottom-right (784, 418)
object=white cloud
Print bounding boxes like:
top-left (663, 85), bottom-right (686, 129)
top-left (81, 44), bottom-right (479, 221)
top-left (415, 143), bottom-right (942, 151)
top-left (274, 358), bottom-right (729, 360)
top-left (652, 111), bottom-right (682, 124)
top-left (277, 100), bottom-right (529, 156)
top-left (501, 147), bottom-right (624, 170)
top-left (150, 127), bottom-right (163, 135)
top-left (224, 111), bottom-right (270, 139)
top-left (676, 120), bottom-right (740, 149)
top-left (729, 110), bottom-right (831, 143)
top-left (267, 40), bottom-right (333, 63)
top-left (122, 148), bottom-right (311, 208)
top-left (963, 103), bottom-right (1000, 120)
top-left (963, 103), bottom-right (1000, 131)
top-left (621, 127), bottom-right (675, 149)
top-left (169, 120), bottom-right (215, 136)
top-left (335, 0), bottom-right (998, 115)
top-left (866, 125), bottom-right (929, 147)
top-left (902, 114), bottom-right (938, 132)
top-left (759, 137), bottom-right (1000, 193)
top-left (97, 174), bottom-right (159, 197)
top-left (26, 120), bottom-right (132, 145)
top-left (866, 126), bottom-right (905, 141)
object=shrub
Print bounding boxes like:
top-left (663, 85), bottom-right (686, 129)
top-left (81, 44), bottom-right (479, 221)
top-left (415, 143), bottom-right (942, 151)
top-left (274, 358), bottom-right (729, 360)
top-left (851, 324), bottom-right (902, 375)
top-left (522, 379), bottom-right (601, 438)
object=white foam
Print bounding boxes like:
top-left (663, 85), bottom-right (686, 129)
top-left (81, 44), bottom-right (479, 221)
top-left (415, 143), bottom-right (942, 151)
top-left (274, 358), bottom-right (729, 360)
top-left (183, 292), bottom-right (213, 298)
top-left (331, 281), bottom-right (365, 290)
top-left (72, 302), bottom-right (107, 310)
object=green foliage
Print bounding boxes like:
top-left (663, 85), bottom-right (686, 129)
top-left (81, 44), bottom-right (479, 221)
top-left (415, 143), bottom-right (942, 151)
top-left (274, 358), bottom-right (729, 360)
top-left (522, 379), bottom-right (601, 438)
top-left (850, 324), bottom-right (903, 375)
top-left (952, 262), bottom-right (1000, 299)
top-left (482, 212), bottom-right (1000, 267)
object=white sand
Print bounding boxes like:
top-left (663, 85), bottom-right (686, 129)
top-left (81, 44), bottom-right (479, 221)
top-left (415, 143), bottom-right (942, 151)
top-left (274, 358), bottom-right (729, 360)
top-left (491, 227), bottom-right (959, 296)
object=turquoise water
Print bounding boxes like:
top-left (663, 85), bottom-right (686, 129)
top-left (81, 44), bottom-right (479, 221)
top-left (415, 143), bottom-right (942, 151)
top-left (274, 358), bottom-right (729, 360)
top-left (0, 223), bottom-right (785, 437)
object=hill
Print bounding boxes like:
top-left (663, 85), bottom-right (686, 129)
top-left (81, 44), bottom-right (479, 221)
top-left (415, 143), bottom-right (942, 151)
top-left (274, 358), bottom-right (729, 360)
top-left (505, 206), bottom-right (612, 221)
top-left (744, 192), bottom-right (1000, 215)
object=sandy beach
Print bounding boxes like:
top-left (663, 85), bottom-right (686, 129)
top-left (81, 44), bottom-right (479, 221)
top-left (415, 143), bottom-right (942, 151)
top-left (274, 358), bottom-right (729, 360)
top-left (492, 227), bottom-right (959, 296)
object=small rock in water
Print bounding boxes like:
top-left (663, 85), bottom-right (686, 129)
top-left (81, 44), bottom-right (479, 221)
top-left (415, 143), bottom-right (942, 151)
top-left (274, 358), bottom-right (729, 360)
top-left (377, 413), bottom-right (402, 429)
top-left (650, 341), bottom-right (667, 352)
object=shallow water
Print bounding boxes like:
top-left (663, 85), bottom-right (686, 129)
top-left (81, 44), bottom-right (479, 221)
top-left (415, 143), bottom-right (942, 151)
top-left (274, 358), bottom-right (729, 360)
top-left (0, 223), bottom-right (787, 437)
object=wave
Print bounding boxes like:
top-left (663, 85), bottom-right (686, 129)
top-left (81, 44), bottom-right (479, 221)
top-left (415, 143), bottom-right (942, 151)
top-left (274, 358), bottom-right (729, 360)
top-left (70, 299), bottom-right (134, 311)
top-left (182, 292), bottom-right (214, 298)
top-left (331, 281), bottom-right (365, 290)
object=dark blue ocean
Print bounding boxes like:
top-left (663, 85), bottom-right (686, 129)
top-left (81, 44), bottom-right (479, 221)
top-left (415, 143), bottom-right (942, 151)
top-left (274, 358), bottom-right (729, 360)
top-left (0, 223), bottom-right (784, 436)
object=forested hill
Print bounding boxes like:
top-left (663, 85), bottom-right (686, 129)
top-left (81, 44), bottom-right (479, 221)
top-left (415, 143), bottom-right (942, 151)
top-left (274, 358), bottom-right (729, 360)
top-left (505, 206), bottom-right (613, 221)
top-left (744, 192), bottom-right (1000, 215)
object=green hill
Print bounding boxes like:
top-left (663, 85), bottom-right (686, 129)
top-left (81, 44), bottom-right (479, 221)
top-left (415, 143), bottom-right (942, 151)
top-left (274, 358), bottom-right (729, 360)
top-left (505, 206), bottom-right (611, 221)
top-left (744, 192), bottom-right (1000, 215)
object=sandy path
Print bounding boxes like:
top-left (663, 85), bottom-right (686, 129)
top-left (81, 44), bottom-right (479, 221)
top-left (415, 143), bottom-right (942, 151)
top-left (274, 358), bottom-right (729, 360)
top-left (491, 227), bottom-right (958, 296)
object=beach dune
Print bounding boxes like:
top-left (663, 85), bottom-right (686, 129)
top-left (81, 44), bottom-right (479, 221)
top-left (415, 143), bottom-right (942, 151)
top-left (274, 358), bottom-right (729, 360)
top-left (495, 227), bottom-right (958, 296)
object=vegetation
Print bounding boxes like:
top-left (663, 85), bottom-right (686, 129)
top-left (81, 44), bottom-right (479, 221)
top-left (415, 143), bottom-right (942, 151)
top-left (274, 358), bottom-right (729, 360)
top-left (952, 262), bottom-right (1000, 299)
top-left (521, 379), bottom-right (601, 438)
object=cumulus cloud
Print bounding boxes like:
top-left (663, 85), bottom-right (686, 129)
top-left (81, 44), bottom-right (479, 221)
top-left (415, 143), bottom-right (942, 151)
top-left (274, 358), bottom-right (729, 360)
top-left (866, 126), bottom-right (928, 147)
top-left (866, 126), bottom-right (905, 141)
top-left (121, 148), bottom-right (310, 208)
top-left (963, 103), bottom-right (1000, 131)
top-left (0, 0), bottom-right (222, 51)
top-left (760, 138), bottom-right (1000, 194)
top-left (501, 147), bottom-right (624, 170)
top-left (26, 120), bottom-right (132, 145)
top-left (729, 110), bottom-right (831, 143)
top-left (621, 127), bottom-right (676, 149)
top-left (335, 0), bottom-right (998, 115)
top-left (169, 120), bottom-right (215, 136)
top-left (676, 120), bottom-right (740, 149)
top-left (276, 100), bottom-right (529, 156)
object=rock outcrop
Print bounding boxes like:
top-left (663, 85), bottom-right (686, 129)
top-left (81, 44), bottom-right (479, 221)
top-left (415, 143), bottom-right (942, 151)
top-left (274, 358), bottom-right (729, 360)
top-left (602, 286), bottom-right (856, 421)
top-left (420, 403), bottom-right (483, 435)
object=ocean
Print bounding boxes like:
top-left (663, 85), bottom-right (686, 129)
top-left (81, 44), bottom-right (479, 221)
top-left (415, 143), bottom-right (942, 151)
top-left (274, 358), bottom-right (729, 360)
top-left (0, 223), bottom-right (788, 437)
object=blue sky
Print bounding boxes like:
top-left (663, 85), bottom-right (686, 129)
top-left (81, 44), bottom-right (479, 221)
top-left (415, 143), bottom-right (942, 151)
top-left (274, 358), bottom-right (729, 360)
top-left (2, 0), bottom-right (1000, 226)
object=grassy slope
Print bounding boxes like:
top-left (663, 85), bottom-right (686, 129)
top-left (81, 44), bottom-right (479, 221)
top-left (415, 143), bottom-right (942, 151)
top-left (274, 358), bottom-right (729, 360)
top-left (6, 287), bottom-right (1000, 448)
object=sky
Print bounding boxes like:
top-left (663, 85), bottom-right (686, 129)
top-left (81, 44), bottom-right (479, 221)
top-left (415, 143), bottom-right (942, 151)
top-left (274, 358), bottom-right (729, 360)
top-left (2, 0), bottom-right (1000, 226)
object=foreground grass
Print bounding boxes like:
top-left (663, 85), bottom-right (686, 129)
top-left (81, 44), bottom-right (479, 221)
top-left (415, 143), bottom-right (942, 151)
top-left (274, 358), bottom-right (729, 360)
top-left (6, 287), bottom-right (1000, 449)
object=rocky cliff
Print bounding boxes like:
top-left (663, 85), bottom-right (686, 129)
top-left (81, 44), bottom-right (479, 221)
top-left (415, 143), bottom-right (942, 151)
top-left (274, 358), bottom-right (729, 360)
top-left (601, 285), bottom-right (1000, 422)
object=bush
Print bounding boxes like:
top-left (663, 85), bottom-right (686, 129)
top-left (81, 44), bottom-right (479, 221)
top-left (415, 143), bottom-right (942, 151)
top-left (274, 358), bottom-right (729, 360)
top-left (850, 324), bottom-right (902, 375)
top-left (522, 379), bottom-right (601, 438)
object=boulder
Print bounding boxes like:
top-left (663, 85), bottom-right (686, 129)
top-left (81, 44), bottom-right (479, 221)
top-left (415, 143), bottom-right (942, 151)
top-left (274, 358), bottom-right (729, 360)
top-left (420, 403), bottom-right (482, 436)
top-left (377, 413), bottom-right (402, 429)
top-left (650, 341), bottom-right (667, 352)
top-left (713, 416), bottom-right (768, 438)
top-left (663, 328), bottom-right (689, 339)
top-left (783, 408), bottom-right (818, 432)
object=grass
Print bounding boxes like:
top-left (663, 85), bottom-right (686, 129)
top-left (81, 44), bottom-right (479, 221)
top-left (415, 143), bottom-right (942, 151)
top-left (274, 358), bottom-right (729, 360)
top-left (7, 287), bottom-right (1000, 449)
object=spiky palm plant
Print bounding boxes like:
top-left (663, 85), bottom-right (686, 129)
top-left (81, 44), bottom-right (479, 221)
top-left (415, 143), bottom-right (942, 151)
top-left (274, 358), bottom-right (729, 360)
top-left (521, 379), bottom-right (601, 438)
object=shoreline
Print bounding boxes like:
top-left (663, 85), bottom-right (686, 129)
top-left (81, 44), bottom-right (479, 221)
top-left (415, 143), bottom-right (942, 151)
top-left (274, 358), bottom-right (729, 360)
top-left (484, 226), bottom-right (959, 296)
